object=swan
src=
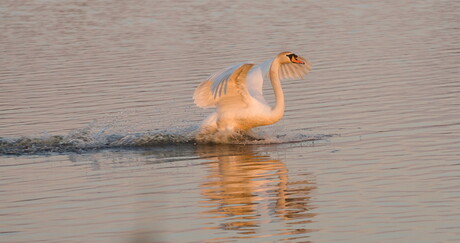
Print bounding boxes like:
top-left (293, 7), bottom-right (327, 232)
top-left (193, 51), bottom-right (311, 136)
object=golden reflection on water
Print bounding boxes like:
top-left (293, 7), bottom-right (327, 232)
top-left (196, 145), bottom-right (316, 238)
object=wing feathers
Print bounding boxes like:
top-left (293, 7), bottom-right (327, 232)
top-left (193, 63), bottom-right (254, 108)
top-left (257, 56), bottom-right (311, 82)
top-left (193, 80), bottom-right (216, 108)
top-left (279, 58), bottom-right (311, 81)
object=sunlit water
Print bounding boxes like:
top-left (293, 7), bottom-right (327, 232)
top-left (1, 0), bottom-right (459, 242)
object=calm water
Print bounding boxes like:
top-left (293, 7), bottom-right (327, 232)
top-left (1, 0), bottom-right (459, 242)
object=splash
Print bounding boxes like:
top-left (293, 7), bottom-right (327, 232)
top-left (0, 123), bottom-right (330, 155)
top-left (194, 128), bottom-right (325, 145)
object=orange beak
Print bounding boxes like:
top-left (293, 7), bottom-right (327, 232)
top-left (291, 57), bottom-right (305, 64)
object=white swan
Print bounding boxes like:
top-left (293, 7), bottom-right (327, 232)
top-left (193, 51), bottom-right (311, 136)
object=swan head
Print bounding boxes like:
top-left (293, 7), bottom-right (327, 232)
top-left (278, 51), bottom-right (306, 64)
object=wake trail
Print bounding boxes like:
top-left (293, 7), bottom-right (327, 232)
top-left (0, 124), bottom-right (330, 155)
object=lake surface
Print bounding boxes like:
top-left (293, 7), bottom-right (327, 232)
top-left (1, 0), bottom-right (459, 242)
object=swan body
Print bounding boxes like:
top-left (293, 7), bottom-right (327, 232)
top-left (193, 52), bottom-right (311, 135)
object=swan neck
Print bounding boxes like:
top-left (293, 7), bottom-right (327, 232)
top-left (269, 58), bottom-right (284, 121)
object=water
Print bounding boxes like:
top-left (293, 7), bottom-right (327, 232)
top-left (1, 0), bottom-right (459, 242)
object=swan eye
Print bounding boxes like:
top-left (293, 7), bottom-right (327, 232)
top-left (287, 53), bottom-right (303, 64)
top-left (287, 53), bottom-right (298, 60)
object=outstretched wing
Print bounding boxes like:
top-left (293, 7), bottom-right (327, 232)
top-left (257, 56), bottom-right (311, 81)
top-left (245, 56), bottom-right (311, 104)
top-left (193, 63), bottom-right (254, 108)
top-left (278, 56), bottom-right (311, 81)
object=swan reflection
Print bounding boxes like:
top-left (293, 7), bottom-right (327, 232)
top-left (196, 144), bottom-right (316, 237)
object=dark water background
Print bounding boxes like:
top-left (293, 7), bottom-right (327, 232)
top-left (1, 0), bottom-right (459, 242)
